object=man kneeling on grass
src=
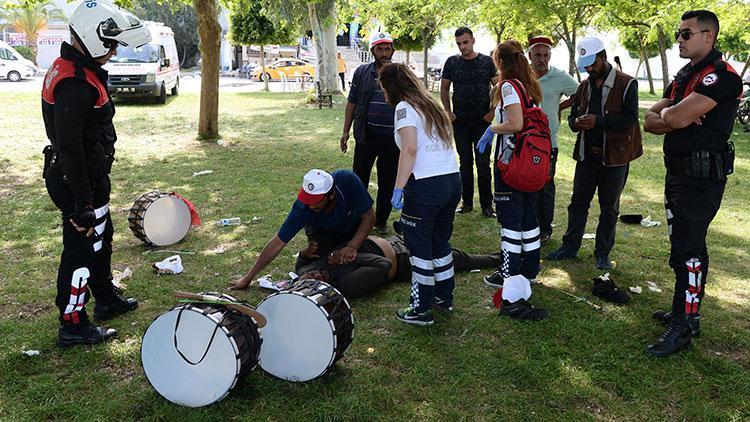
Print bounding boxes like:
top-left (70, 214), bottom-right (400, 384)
top-left (295, 232), bottom-right (501, 307)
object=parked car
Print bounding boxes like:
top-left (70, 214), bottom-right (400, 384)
top-left (0, 40), bottom-right (36, 82)
top-left (104, 21), bottom-right (180, 103)
top-left (251, 59), bottom-right (315, 81)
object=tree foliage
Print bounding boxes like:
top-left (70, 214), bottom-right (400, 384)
top-left (228, 0), bottom-right (295, 46)
top-left (1, 0), bottom-right (66, 63)
top-left (130, 0), bottom-right (200, 68)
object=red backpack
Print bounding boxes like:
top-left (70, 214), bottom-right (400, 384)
top-left (497, 79), bottom-right (552, 192)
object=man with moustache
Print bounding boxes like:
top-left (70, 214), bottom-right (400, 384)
top-left (547, 37), bottom-right (642, 288)
top-left (440, 27), bottom-right (499, 217)
top-left (340, 31), bottom-right (398, 235)
top-left (644, 10), bottom-right (741, 356)
top-left (527, 36), bottom-right (579, 242)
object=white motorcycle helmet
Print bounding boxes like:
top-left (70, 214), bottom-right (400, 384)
top-left (69, 0), bottom-right (151, 59)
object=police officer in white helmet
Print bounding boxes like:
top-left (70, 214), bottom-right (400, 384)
top-left (42, 0), bottom-right (150, 347)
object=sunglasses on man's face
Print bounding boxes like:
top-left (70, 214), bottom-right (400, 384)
top-left (674, 29), bottom-right (709, 41)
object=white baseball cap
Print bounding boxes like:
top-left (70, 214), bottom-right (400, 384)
top-left (501, 274), bottom-right (532, 303)
top-left (297, 169), bottom-right (334, 205)
top-left (576, 36), bottom-right (605, 72)
top-left (369, 31), bottom-right (393, 47)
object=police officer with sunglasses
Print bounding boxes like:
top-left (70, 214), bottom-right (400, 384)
top-left (644, 9), bottom-right (742, 357)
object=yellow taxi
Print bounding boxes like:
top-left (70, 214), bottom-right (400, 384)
top-left (251, 59), bottom-right (315, 81)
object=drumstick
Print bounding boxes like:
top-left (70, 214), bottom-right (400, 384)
top-left (174, 291), bottom-right (268, 327)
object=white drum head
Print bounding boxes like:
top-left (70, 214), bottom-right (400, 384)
top-left (141, 308), bottom-right (239, 407)
top-left (142, 195), bottom-right (191, 246)
top-left (257, 293), bottom-right (335, 382)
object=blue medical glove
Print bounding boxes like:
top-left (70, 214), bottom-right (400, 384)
top-left (476, 125), bottom-right (494, 154)
top-left (391, 187), bottom-right (404, 211)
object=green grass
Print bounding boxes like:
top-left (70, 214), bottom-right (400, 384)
top-left (1, 90), bottom-right (749, 420)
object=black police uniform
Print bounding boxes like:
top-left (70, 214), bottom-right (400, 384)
top-left (660, 49), bottom-right (741, 331)
top-left (42, 42), bottom-right (133, 334)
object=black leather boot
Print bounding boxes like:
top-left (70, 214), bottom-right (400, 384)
top-left (645, 321), bottom-right (691, 357)
top-left (58, 323), bottom-right (118, 347)
top-left (93, 287), bottom-right (138, 321)
top-left (652, 310), bottom-right (701, 337)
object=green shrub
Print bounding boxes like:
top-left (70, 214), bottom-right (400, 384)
top-left (14, 45), bottom-right (35, 63)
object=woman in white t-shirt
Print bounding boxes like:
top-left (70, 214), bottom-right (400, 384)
top-left (378, 63), bottom-right (460, 326)
top-left (484, 40), bottom-right (548, 321)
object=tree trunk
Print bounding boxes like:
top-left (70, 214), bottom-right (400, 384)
top-left (422, 35), bottom-right (429, 89)
top-left (181, 45), bottom-right (187, 68)
top-left (405, 50), bottom-right (410, 66)
top-left (741, 54), bottom-right (750, 78)
top-left (656, 24), bottom-right (670, 87)
top-left (307, 0), bottom-right (340, 95)
top-left (260, 45), bottom-right (268, 91)
top-left (634, 57), bottom-right (642, 78)
top-left (638, 37), bottom-right (655, 95)
top-left (27, 33), bottom-right (39, 64)
top-left (193, 0), bottom-right (221, 139)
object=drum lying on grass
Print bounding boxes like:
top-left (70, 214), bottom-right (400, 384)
top-left (256, 280), bottom-right (354, 382)
top-left (141, 293), bottom-right (262, 407)
top-left (128, 191), bottom-right (191, 246)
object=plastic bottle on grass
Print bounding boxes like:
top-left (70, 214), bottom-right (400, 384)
top-left (216, 217), bottom-right (241, 226)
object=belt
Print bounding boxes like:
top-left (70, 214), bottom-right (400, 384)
top-left (664, 155), bottom-right (690, 171)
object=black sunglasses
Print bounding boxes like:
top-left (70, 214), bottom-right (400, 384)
top-left (674, 29), bottom-right (709, 41)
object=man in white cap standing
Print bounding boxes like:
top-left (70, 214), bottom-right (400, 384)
top-left (527, 36), bottom-right (579, 243)
top-left (230, 169), bottom-right (376, 290)
top-left (547, 37), bottom-right (642, 297)
top-left (340, 31), bottom-right (398, 235)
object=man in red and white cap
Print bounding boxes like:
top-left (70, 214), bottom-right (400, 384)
top-left (231, 169), bottom-right (375, 290)
top-left (340, 30), bottom-right (399, 236)
top-left (527, 35), bottom-right (579, 243)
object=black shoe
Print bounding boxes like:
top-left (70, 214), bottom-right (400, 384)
top-left (375, 224), bottom-right (389, 236)
top-left (58, 323), bottom-right (118, 347)
top-left (455, 204), bottom-right (473, 214)
top-left (546, 247), bottom-right (578, 260)
top-left (652, 310), bottom-right (701, 337)
top-left (481, 207), bottom-right (496, 218)
top-left (93, 287), bottom-right (138, 321)
top-left (432, 297), bottom-right (453, 313)
top-left (395, 306), bottom-right (434, 326)
top-left (595, 255), bottom-right (613, 270)
top-left (393, 220), bottom-right (403, 235)
top-left (645, 322), bottom-right (691, 357)
top-left (592, 277), bottom-right (630, 304)
top-left (483, 271), bottom-right (504, 288)
top-left (499, 299), bottom-right (548, 321)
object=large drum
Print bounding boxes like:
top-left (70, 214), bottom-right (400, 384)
top-left (141, 293), bottom-right (262, 407)
top-left (256, 279), bottom-right (354, 382)
top-left (128, 191), bottom-right (191, 246)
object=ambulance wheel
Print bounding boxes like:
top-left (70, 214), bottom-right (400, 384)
top-left (171, 77), bottom-right (179, 96)
top-left (157, 83), bottom-right (166, 104)
top-left (8, 71), bottom-right (21, 82)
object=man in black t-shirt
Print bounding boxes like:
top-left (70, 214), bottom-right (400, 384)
top-left (644, 10), bottom-right (742, 357)
top-left (440, 27), bottom-right (499, 217)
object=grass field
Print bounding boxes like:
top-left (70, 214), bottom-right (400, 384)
top-left (0, 89), bottom-right (748, 420)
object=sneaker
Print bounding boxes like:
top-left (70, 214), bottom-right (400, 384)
top-left (395, 306), bottom-right (434, 326)
top-left (432, 297), bottom-right (453, 313)
top-left (499, 299), bottom-right (548, 321)
top-left (93, 287), bottom-right (138, 321)
top-left (645, 321), bottom-right (691, 357)
top-left (595, 255), bottom-right (613, 270)
top-left (592, 277), bottom-right (630, 304)
top-left (455, 204), bottom-right (473, 214)
top-left (58, 323), bottom-right (118, 347)
top-left (652, 310), bottom-right (701, 337)
top-left (546, 246), bottom-right (578, 260)
top-left (483, 271), bottom-right (504, 288)
top-left (481, 207), bottom-right (496, 218)
top-left (375, 225), bottom-right (389, 236)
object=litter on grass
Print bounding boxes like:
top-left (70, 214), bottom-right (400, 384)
top-left (192, 170), bottom-right (213, 177)
top-left (645, 281), bottom-right (662, 293)
top-left (629, 286), bottom-right (643, 294)
top-left (583, 233), bottom-right (596, 239)
top-left (153, 255), bottom-right (183, 275)
top-left (640, 215), bottom-right (661, 227)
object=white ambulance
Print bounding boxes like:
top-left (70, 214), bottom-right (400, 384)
top-left (0, 40), bottom-right (37, 82)
top-left (104, 22), bottom-right (180, 103)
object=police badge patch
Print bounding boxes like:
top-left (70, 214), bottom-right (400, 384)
top-left (397, 108), bottom-right (407, 120)
top-left (701, 73), bottom-right (718, 86)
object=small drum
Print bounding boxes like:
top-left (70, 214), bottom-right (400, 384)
top-left (128, 191), bottom-right (191, 246)
top-left (256, 280), bottom-right (354, 382)
top-left (141, 293), bottom-right (262, 407)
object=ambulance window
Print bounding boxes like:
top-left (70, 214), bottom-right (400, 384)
top-left (0, 48), bottom-right (17, 60)
top-left (159, 46), bottom-right (166, 59)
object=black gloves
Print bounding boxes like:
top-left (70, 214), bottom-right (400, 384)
top-left (72, 203), bottom-right (96, 229)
